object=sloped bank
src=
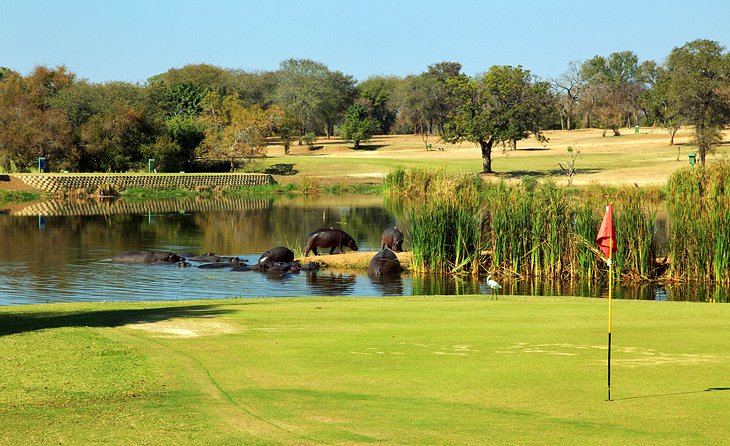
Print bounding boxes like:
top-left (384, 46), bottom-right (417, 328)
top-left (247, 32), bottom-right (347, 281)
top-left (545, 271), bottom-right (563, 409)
top-left (12, 173), bottom-right (275, 194)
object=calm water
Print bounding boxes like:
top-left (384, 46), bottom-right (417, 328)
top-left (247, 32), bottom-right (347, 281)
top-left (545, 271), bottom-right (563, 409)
top-left (0, 195), bottom-right (725, 306)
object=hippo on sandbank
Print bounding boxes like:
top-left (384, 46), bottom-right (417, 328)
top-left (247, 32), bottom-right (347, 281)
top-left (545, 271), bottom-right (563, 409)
top-left (304, 227), bottom-right (358, 257)
top-left (381, 226), bottom-right (404, 252)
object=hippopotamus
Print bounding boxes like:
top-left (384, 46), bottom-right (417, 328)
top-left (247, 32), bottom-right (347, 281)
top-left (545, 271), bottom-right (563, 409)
top-left (257, 247), bottom-right (295, 266)
top-left (197, 261), bottom-right (248, 269)
top-left (367, 249), bottom-right (402, 277)
top-left (113, 251), bottom-right (185, 264)
top-left (304, 227), bottom-right (358, 256)
top-left (381, 226), bottom-right (404, 252)
top-left (187, 254), bottom-right (242, 263)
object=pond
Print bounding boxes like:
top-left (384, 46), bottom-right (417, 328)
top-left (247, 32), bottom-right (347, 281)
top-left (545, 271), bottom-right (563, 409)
top-left (0, 195), bottom-right (726, 306)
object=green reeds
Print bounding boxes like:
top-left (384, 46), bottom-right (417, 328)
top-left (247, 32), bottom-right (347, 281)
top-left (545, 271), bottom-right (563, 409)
top-left (667, 163), bottom-right (730, 283)
top-left (612, 188), bottom-right (657, 281)
top-left (408, 196), bottom-right (484, 276)
top-left (388, 167), bottom-right (664, 282)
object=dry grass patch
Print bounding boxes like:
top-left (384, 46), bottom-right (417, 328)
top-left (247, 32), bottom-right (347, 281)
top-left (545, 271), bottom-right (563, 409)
top-left (299, 250), bottom-right (412, 272)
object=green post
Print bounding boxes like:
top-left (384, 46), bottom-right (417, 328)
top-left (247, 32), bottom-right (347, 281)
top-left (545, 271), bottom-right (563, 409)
top-left (148, 158), bottom-right (155, 173)
top-left (688, 152), bottom-right (696, 171)
top-left (634, 125), bottom-right (639, 134)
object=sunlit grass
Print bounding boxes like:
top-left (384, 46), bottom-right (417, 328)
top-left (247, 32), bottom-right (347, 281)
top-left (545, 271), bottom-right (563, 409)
top-left (1, 297), bottom-right (729, 445)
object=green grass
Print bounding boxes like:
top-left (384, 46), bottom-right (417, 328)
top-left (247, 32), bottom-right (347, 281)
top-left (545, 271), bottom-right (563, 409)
top-left (1, 297), bottom-right (729, 445)
top-left (0, 189), bottom-right (43, 204)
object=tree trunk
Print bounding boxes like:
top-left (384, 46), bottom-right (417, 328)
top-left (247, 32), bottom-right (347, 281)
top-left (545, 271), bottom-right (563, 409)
top-left (354, 140), bottom-right (360, 150)
top-left (480, 137), bottom-right (495, 173)
top-left (669, 128), bottom-right (677, 146)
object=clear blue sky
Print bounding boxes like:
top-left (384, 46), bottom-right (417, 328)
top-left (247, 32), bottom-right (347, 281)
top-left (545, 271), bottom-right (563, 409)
top-left (3, 0), bottom-right (729, 84)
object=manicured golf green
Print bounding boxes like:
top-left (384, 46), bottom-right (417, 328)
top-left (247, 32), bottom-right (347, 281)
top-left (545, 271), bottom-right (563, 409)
top-left (1, 296), bottom-right (729, 445)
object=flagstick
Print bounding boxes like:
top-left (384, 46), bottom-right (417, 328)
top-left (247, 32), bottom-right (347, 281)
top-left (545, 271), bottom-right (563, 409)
top-left (607, 236), bottom-right (613, 402)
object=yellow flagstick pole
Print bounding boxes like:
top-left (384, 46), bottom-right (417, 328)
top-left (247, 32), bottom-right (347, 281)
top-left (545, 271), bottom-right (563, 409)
top-left (607, 235), bottom-right (613, 402)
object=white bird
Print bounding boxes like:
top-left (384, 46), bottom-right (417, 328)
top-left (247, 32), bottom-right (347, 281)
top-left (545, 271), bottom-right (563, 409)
top-left (486, 274), bottom-right (502, 294)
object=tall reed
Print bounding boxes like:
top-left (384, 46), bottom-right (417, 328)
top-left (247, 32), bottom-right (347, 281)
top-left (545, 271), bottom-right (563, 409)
top-left (389, 167), bottom-right (661, 281)
top-left (667, 163), bottom-right (730, 283)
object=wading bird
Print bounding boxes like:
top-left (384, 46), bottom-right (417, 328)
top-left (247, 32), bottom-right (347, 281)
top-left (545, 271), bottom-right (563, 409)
top-left (486, 274), bottom-right (502, 295)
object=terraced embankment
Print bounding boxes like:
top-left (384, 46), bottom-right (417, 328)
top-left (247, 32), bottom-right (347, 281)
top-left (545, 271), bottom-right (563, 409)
top-left (12, 173), bottom-right (275, 194)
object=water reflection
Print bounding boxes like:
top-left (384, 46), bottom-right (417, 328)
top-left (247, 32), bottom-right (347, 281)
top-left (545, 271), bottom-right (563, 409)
top-left (0, 196), bottom-right (728, 305)
top-left (305, 272), bottom-right (357, 296)
top-left (368, 275), bottom-right (404, 296)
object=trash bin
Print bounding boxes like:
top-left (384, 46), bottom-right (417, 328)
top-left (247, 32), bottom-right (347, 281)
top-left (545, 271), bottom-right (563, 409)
top-left (688, 152), bottom-right (696, 170)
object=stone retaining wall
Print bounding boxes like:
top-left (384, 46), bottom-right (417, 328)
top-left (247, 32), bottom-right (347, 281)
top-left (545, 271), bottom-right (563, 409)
top-left (13, 173), bottom-right (275, 194)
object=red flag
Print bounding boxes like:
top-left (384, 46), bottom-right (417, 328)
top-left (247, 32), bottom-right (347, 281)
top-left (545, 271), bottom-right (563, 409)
top-left (596, 203), bottom-right (617, 258)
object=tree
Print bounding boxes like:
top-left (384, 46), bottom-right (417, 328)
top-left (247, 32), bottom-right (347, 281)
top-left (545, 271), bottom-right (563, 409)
top-left (665, 39), bottom-right (730, 165)
top-left (268, 105), bottom-right (301, 154)
top-left (640, 67), bottom-right (683, 145)
top-left (442, 65), bottom-right (550, 174)
top-left (198, 92), bottom-right (272, 172)
top-left (551, 61), bottom-right (583, 130)
top-left (340, 104), bottom-right (376, 149)
top-left (357, 75), bottom-right (400, 134)
top-left (273, 59), bottom-right (355, 139)
top-left (0, 66), bottom-right (74, 171)
top-left (395, 62), bottom-right (462, 148)
top-left (581, 51), bottom-right (645, 135)
top-left (79, 105), bottom-right (152, 172)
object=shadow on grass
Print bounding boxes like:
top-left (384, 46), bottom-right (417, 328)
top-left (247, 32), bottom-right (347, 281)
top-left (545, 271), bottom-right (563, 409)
top-left (613, 387), bottom-right (730, 401)
top-left (0, 304), bottom-right (235, 337)
top-left (499, 168), bottom-right (603, 179)
top-left (352, 144), bottom-right (388, 151)
top-left (263, 163), bottom-right (298, 175)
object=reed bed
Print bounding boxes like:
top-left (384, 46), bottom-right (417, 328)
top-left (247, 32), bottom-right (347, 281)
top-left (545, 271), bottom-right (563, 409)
top-left (390, 167), bottom-right (660, 281)
top-left (666, 163), bottom-right (730, 283)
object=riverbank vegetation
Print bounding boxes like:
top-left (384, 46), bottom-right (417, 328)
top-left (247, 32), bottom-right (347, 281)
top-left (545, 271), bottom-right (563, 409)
top-left (0, 189), bottom-right (42, 204)
top-left (385, 164), bottom-right (730, 285)
top-left (1, 297), bottom-right (728, 445)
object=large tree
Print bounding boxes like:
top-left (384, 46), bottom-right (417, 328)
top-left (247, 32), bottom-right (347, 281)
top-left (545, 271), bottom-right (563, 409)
top-left (665, 39), bottom-right (730, 165)
top-left (340, 104), bottom-right (376, 149)
top-left (442, 65), bottom-right (551, 174)
top-left (273, 59), bottom-right (355, 138)
top-left (640, 66), bottom-right (683, 145)
top-left (580, 51), bottom-right (645, 135)
top-left (551, 61), bottom-right (583, 130)
top-left (198, 92), bottom-right (272, 172)
top-left (0, 66), bottom-right (75, 171)
top-left (357, 75), bottom-right (400, 134)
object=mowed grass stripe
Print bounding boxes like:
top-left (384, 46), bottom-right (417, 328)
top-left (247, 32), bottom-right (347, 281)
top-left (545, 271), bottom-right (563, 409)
top-left (1, 296), bottom-right (729, 445)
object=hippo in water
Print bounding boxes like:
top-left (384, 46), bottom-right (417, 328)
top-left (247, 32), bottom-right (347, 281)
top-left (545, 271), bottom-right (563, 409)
top-left (367, 249), bottom-right (402, 277)
top-left (304, 227), bottom-right (358, 256)
top-left (257, 247), bottom-right (295, 266)
top-left (381, 226), bottom-right (404, 252)
top-left (113, 251), bottom-right (185, 264)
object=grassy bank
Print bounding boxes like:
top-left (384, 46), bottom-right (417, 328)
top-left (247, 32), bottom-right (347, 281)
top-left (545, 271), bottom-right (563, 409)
top-left (1, 297), bottom-right (728, 445)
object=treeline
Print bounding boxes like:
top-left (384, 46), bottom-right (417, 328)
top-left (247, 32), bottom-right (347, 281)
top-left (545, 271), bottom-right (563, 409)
top-left (1, 38), bottom-right (729, 173)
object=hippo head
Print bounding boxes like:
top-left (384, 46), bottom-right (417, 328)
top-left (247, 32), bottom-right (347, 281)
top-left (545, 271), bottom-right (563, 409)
top-left (165, 252), bottom-right (185, 263)
top-left (392, 235), bottom-right (404, 252)
top-left (347, 238), bottom-right (359, 252)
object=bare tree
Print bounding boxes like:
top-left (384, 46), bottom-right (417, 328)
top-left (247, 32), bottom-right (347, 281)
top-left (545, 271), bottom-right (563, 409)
top-left (551, 61), bottom-right (583, 130)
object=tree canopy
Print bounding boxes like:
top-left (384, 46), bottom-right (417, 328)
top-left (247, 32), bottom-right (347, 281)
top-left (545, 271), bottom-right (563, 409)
top-left (1, 39), bottom-right (729, 174)
top-left (442, 65), bottom-right (552, 173)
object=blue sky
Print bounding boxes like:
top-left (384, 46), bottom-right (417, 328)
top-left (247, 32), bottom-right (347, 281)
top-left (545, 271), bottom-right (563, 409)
top-left (3, 0), bottom-right (729, 84)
